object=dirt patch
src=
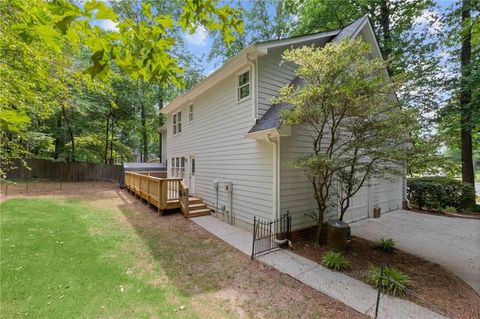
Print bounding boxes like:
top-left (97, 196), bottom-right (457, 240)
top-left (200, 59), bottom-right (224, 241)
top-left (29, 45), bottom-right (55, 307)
top-left (290, 236), bottom-right (480, 319)
top-left (2, 181), bottom-right (366, 319)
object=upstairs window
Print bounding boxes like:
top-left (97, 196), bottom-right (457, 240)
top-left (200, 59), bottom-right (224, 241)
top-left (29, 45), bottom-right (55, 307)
top-left (237, 70), bottom-right (250, 101)
top-left (189, 104), bottom-right (193, 123)
top-left (173, 111), bottom-right (182, 135)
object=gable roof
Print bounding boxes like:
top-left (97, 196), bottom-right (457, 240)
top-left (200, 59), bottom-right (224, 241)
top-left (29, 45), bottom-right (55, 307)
top-left (160, 23), bottom-right (354, 115)
top-left (247, 16), bottom-right (370, 135)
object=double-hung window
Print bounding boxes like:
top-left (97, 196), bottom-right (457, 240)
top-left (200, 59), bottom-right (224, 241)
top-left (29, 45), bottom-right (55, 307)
top-left (188, 104), bottom-right (193, 123)
top-left (237, 70), bottom-right (250, 101)
top-left (173, 111), bottom-right (182, 135)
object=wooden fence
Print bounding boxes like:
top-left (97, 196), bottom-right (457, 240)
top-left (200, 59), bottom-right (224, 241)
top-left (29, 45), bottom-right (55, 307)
top-left (5, 159), bottom-right (122, 182)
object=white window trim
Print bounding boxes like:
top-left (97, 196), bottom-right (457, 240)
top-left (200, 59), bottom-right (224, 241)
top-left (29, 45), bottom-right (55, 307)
top-left (173, 111), bottom-right (182, 136)
top-left (236, 68), bottom-right (251, 103)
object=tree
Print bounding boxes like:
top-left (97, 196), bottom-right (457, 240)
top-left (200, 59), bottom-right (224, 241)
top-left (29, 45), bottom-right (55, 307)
top-left (208, 0), bottom-right (291, 63)
top-left (1, 0), bottom-right (242, 174)
top-left (275, 39), bottom-right (413, 243)
top-left (441, 0), bottom-right (479, 203)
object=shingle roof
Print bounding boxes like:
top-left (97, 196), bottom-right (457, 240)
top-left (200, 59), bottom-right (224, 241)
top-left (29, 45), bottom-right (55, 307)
top-left (332, 15), bottom-right (368, 42)
top-left (248, 77), bottom-right (304, 133)
top-left (248, 16), bottom-right (368, 134)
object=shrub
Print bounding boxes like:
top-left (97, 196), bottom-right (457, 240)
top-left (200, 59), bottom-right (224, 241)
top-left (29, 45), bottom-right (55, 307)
top-left (322, 251), bottom-right (350, 271)
top-left (376, 238), bottom-right (395, 252)
top-left (444, 206), bottom-right (457, 213)
top-left (369, 266), bottom-right (409, 296)
top-left (407, 176), bottom-right (475, 210)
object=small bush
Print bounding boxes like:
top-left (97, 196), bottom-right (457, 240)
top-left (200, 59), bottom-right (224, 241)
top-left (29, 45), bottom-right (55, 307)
top-left (444, 206), bottom-right (457, 213)
top-left (322, 251), bottom-right (350, 271)
top-left (376, 238), bottom-right (395, 252)
top-left (407, 176), bottom-right (475, 210)
top-left (369, 266), bottom-right (409, 296)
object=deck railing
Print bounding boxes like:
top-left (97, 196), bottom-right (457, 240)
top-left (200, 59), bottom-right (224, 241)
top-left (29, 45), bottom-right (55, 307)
top-left (124, 171), bottom-right (184, 212)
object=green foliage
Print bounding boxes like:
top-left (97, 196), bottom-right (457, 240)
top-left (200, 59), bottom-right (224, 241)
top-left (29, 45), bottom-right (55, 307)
top-left (407, 176), bottom-right (475, 210)
top-left (9, 0), bottom-right (242, 83)
top-left (1, 0), bottom-right (241, 175)
top-left (322, 251), bottom-right (350, 271)
top-left (444, 206), bottom-right (458, 213)
top-left (208, 0), bottom-right (290, 63)
top-left (376, 238), bottom-right (395, 253)
top-left (275, 38), bottom-right (413, 241)
top-left (369, 266), bottom-right (409, 296)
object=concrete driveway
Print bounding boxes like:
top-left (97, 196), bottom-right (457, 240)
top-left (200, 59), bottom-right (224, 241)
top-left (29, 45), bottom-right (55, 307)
top-left (350, 210), bottom-right (480, 294)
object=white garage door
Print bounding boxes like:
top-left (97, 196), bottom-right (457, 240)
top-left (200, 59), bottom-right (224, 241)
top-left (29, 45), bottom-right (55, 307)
top-left (376, 174), bottom-right (402, 213)
top-left (342, 184), bottom-right (370, 223)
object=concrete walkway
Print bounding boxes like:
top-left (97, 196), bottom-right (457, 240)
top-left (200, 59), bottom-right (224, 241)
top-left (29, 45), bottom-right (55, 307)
top-left (192, 215), bottom-right (448, 319)
top-left (351, 209), bottom-right (480, 294)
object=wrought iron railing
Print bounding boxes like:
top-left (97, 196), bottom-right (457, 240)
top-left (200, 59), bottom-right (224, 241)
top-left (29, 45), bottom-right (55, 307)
top-left (251, 213), bottom-right (291, 259)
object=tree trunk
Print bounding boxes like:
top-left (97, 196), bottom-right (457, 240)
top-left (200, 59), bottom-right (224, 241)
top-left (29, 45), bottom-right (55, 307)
top-left (158, 86), bottom-right (164, 162)
top-left (140, 80), bottom-right (148, 162)
top-left (104, 116), bottom-right (110, 164)
top-left (379, 0), bottom-right (393, 76)
top-left (53, 113), bottom-right (62, 159)
top-left (61, 104), bottom-right (75, 162)
top-left (109, 117), bottom-right (115, 164)
top-left (459, 0), bottom-right (475, 205)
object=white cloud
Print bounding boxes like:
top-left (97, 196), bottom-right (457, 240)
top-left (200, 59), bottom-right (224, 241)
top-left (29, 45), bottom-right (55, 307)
top-left (414, 9), bottom-right (443, 34)
top-left (97, 19), bottom-right (118, 32)
top-left (185, 25), bottom-right (208, 46)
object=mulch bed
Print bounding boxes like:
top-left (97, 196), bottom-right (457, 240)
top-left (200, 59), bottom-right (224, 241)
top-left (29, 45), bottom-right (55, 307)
top-left (408, 207), bottom-right (480, 220)
top-left (290, 236), bottom-right (480, 319)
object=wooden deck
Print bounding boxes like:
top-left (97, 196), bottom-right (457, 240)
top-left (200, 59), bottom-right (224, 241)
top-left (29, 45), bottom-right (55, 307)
top-left (124, 171), bottom-right (210, 218)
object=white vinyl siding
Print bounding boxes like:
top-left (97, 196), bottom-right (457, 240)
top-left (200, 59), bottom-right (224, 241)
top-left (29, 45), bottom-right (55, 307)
top-left (280, 125), bottom-right (403, 229)
top-left (257, 47), bottom-right (297, 118)
top-left (166, 71), bottom-right (274, 225)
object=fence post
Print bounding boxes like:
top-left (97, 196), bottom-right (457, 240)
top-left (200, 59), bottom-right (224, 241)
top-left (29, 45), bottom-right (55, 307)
top-left (374, 265), bottom-right (384, 319)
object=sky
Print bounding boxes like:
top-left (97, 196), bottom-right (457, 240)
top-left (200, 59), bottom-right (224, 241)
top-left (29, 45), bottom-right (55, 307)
top-left (179, 0), bottom-right (456, 76)
top-left (92, 0), bottom-right (458, 77)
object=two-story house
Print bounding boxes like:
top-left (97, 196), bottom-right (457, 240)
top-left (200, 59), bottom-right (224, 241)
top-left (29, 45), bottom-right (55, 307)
top-left (160, 16), bottom-right (405, 231)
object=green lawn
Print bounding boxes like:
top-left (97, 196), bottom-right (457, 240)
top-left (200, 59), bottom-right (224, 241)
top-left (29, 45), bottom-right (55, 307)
top-left (0, 198), bottom-right (202, 318)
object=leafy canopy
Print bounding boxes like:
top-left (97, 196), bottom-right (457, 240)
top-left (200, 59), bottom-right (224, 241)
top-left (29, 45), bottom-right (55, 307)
top-left (10, 0), bottom-right (242, 85)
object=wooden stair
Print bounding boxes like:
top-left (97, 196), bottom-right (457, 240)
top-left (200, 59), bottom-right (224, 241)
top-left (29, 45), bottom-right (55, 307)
top-left (186, 196), bottom-right (211, 218)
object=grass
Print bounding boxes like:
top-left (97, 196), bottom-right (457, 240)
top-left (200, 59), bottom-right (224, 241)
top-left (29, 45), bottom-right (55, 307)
top-left (321, 251), bottom-right (350, 271)
top-left (369, 266), bottom-right (409, 296)
top-left (375, 238), bottom-right (396, 252)
top-left (0, 198), bottom-right (204, 318)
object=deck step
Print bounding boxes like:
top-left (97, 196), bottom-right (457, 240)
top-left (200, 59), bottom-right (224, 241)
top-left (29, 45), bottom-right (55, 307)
top-left (189, 203), bottom-right (208, 210)
top-left (187, 208), bottom-right (211, 218)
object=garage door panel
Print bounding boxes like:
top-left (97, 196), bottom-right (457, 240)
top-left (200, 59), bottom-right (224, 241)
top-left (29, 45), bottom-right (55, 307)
top-left (342, 185), bottom-right (369, 223)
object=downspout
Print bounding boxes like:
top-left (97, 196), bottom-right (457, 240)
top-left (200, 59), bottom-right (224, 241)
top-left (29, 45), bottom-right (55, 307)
top-left (246, 54), bottom-right (257, 120)
top-left (266, 134), bottom-right (279, 220)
